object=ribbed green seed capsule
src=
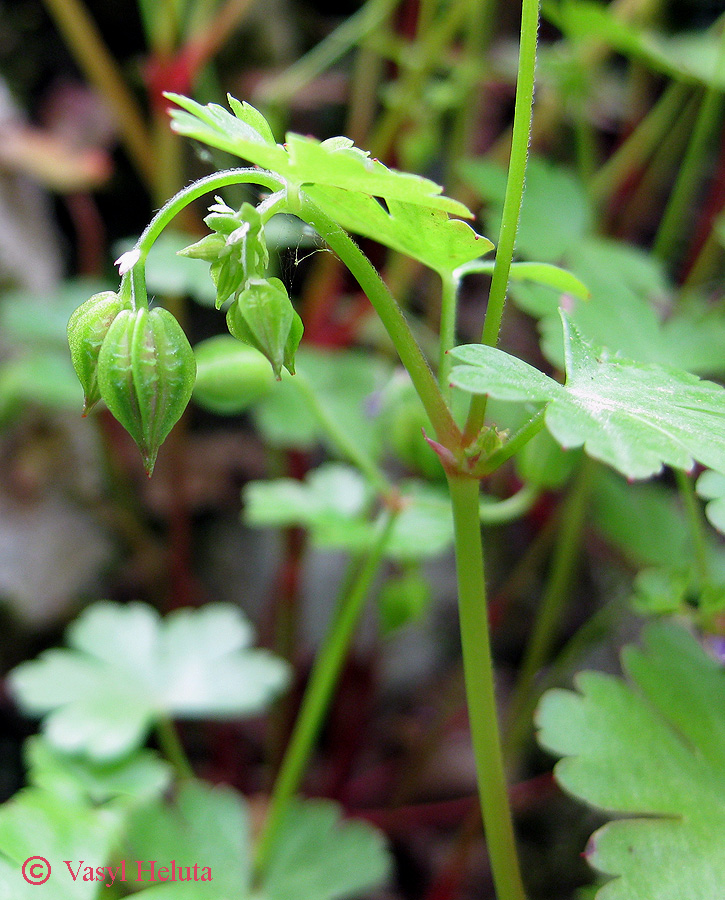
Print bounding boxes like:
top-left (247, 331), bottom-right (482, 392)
top-left (226, 278), bottom-right (303, 379)
top-left (67, 291), bottom-right (132, 414)
top-left (97, 307), bottom-right (196, 474)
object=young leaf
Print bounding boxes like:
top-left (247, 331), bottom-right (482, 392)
top-left (245, 467), bottom-right (455, 561)
top-left (126, 780), bottom-right (250, 898)
top-left (0, 788), bottom-right (118, 898)
top-left (165, 94), bottom-right (471, 217)
top-left (537, 623), bottom-right (725, 900)
top-left (261, 799), bottom-right (391, 900)
top-left (10, 603), bottom-right (290, 760)
top-left (25, 736), bottom-right (171, 806)
top-left (450, 312), bottom-right (725, 479)
top-left (128, 787), bottom-right (390, 900)
top-left (696, 470), bottom-right (725, 535)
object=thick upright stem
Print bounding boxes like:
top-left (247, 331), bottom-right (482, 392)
top-left (298, 199), bottom-right (461, 450)
top-left (448, 476), bottom-right (527, 900)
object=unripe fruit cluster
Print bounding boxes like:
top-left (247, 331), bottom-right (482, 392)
top-left (68, 291), bottom-right (196, 474)
top-left (180, 200), bottom-right (302, 379)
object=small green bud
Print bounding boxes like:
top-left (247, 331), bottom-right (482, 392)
top-left (67, 290), bottom-right (133, 414)
top-left (177, 232), bottom-right (226, 262)
top-left (226, 278), bottom-right (303, 379)
top-left (97, 307), bottom-right (196, 474)
top-left (193, 335), bottom-right (274, 414)
top-left (180, 201), bottom-right (269, 310)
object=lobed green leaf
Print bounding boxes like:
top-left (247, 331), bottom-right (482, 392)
top-left (450, 312), bottom-right (725, 479)
top-left (537, 623), bottom-right (725, 899)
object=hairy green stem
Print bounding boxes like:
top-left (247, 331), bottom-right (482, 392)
top-left (464, 0), bottom-right (540, 442)
top-left (134, 168), bottom-right (285, 260)
top-left (293, 372), bottom-right (394, 499)
top-left (448, 476), bottom-right (527, 900)
top-left (504, 458), bottom-right (593, 757)
top-left (480, 0), bottom-right (540, 348)
top-left (297, 198), bottom-right (461, 449)
top-left (255, 511), bottom-right (398, 874)
top-left (653, 25), bottom-right (725, 264)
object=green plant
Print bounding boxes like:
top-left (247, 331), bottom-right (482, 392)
top-left (5, 1), bottom-right (725, 898)
top-left (57, 74), bottom-right (725, 900)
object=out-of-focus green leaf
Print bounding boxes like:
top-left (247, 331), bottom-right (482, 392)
top-left (591, 468), bottom-right (703, 573)
top-left (245, 467), bottom-right (454, 561)
top-left (244, 463), bottom-right (373, 530)
top-left (697, 470), bottom-right (725, 535)
top-left (127, 781), bottom-right (249, 898)
top-left (0, 788), bottom-right (119, 898)
top-left (25, 737), bottom-right (171, 806)
top-left (253, 347), bottom-right (391, 456)
top-left (260, 800), bottom-right (391, 900)
top-left (559, 1), bottom-right (725, 89)
top-left (378, 569), bottom-right (432, 635)
top-left (516, 428), bottom-right (581, 489)
top-left (129, 786), bottom-right (391, 900)
top-left (10, 603), bottom-right (290, 761)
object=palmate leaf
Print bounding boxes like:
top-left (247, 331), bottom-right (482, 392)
top-left (244, 464), bottom-right (455, 562)
top-left (450, 312), bottom-right (725, 479)
top-left (536, 623), bottom-right (725, 900)
top-left (128, 782), bottom-right (391, 900)
top-left (10, 603), bottom-right (290, 760)
top-left (165, 94), bottom-right (472, 217)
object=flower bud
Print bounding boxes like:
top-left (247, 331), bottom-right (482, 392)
top-left (179, 201), bottom-right (269, 309)
top-left (67, 291), bottom-right (133, 414)
top-left (97, 307), bottom-right (196, 474)
top-left (226, 278), bottom-right (302, 379)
